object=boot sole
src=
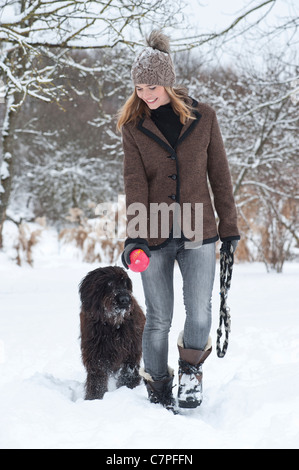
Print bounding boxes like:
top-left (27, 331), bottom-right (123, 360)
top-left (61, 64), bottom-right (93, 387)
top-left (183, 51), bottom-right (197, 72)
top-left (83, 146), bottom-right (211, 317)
top-left (178, 399), bottom-right (202, 409)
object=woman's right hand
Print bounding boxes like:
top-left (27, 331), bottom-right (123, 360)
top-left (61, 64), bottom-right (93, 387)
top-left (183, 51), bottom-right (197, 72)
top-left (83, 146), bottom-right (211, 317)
top-left (121, 238), bottom-right (151, 270)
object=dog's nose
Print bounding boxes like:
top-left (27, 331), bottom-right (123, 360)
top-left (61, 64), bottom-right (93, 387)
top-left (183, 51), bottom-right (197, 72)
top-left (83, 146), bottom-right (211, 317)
top-left (117, 293), bottom-right (131, 307)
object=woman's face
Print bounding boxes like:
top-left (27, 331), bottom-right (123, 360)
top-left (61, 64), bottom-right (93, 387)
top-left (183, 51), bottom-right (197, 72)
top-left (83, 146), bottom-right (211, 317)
top-left (136, 84), bottom-right (170, 109)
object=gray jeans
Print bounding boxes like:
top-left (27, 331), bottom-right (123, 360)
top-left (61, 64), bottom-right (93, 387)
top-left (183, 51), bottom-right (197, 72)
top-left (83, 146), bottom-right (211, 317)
top-left (141, 238), bottom-right (216, 381)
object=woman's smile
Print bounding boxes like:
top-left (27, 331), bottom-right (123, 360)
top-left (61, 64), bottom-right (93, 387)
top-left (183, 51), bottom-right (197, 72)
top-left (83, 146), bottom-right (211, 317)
top-left (136, 84), bottom-right (170, 109)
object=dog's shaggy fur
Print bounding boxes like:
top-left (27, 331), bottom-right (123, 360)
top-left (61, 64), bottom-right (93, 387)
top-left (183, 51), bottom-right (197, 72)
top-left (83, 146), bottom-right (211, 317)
top-left (79, 266), bottom-right (145, 400)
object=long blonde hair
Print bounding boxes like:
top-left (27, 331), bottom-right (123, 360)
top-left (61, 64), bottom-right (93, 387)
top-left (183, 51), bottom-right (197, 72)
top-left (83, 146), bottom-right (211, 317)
top-left (116, 86), bottom-right (196, 131)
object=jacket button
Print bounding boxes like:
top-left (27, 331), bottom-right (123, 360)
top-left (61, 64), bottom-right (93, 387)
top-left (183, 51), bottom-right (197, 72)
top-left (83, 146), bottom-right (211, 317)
top-left (168, 174), bottom-right (177, 180)
top-left (167, 154), bottom-right (176, 160)
top-left (169, 194), bottom-right (176, 201)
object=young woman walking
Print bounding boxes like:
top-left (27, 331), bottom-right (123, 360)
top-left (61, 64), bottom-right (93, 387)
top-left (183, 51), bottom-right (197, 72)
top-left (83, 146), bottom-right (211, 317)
top-left (117, 31), bottom-right (240, 412)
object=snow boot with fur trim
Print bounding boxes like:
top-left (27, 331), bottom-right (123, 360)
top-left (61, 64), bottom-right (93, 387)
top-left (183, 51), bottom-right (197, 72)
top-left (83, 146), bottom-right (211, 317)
top-left (177, 332), bottom-right (212, 409)
top-left (140, 367), bottom-right (178, 414)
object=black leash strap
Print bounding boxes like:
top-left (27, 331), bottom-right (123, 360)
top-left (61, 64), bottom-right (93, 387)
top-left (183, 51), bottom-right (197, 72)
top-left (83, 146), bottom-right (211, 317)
top-left (217, 242), bottom-right (234, 358)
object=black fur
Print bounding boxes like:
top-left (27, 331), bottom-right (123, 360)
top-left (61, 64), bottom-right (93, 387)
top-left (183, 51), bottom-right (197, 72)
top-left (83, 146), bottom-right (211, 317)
top-left (79, 266), bottom-right (145, 400)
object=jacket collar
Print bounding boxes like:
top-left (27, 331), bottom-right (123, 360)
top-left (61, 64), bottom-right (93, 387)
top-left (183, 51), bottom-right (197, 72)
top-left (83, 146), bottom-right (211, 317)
top-left (137, 98), bottom-right (201, 153)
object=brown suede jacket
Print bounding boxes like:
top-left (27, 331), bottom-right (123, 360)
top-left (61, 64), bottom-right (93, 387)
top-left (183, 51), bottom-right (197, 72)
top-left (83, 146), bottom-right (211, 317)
top-left (122, 98), bottom-right (240, 249)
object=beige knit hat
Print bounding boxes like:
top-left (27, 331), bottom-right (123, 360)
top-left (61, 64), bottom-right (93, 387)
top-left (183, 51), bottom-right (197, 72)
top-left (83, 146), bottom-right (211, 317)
top-left (131, 30), bottom-right (176, 87)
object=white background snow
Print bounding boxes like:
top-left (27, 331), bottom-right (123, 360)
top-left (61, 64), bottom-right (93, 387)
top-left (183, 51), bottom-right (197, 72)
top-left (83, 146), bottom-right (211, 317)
top-left (0, 226), bottom-right (298, 450)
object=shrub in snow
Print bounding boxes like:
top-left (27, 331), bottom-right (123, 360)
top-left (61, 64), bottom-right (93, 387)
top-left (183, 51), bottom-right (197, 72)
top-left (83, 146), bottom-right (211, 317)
top-left (59, 208), bottom-right (123, 264)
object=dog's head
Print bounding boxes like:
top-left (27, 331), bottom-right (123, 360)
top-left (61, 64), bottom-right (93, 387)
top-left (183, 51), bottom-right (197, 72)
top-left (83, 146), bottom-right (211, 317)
top-left (79, 266), bottom-right (134, 326)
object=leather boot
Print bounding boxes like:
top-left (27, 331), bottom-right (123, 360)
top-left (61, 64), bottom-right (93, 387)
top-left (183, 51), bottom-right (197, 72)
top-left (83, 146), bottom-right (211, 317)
top-left (140, 367), bottom-right (178, 414)
top-left (177, 332), bottom-right (212, 409)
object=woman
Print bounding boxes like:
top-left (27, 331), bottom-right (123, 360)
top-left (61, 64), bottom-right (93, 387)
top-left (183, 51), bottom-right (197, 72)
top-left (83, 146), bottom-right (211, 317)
top-left (117, 31), bottom-right (240, 412)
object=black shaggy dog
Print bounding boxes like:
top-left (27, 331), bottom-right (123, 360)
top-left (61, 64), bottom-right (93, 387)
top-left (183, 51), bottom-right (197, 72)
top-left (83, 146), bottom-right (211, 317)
top-left (79, 266), bottom-right (145, 400)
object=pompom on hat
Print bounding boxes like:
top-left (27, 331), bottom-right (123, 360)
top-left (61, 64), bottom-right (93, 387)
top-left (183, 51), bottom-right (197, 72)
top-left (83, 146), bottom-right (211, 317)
top-left (131, 30), bottom-right (176, 87)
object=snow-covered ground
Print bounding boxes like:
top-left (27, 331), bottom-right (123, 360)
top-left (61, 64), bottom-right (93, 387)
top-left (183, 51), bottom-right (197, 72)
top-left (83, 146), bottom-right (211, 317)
top-left (0, 229), bottom-right (298, 449)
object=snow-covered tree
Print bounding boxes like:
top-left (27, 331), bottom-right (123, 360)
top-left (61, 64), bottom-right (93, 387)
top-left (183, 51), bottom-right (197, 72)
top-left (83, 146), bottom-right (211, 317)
top-left (1, 0), bottom-right (298, 263)
top-left (187, 54), bottom-right (298, 271)
top-left (7, 46), bottom-right (133, 224)
top-left (0, 0), bottom-right (183, 247)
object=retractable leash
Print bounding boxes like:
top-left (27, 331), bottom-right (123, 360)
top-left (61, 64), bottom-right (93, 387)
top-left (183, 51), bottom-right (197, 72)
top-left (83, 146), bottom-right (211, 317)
top-left (217, 241), bottom-right (234, 358)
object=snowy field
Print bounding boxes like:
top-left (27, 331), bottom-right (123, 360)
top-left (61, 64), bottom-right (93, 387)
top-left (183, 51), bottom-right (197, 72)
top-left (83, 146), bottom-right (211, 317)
top-left (0, 231), bottom-right (299, 449)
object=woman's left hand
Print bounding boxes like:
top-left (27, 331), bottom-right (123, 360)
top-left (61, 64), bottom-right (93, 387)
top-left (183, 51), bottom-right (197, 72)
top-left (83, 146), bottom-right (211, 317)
top-left (220, 239), bottom-right (239, 255)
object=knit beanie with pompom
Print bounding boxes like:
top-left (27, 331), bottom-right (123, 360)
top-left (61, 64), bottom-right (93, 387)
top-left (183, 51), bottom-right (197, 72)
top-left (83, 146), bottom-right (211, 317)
top-left (131, 30), bottom-right (176, 87)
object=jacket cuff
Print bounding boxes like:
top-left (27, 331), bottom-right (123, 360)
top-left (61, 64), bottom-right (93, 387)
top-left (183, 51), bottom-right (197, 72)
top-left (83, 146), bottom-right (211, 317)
top-left (220, 235), bottom-right (241, 242)
top-left (124, 238), bottom-right (149, 248)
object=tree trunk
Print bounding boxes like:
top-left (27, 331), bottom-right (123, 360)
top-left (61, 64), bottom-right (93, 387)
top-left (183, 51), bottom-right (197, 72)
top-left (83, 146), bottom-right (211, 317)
top-left (0, 2), bottom-right (31, 249)
top-left (0, 92), bottom-right (19, 248)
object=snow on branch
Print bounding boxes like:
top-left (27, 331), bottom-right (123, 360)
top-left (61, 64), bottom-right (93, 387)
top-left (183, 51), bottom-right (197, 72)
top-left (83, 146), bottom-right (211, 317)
top-left (0, 0), bottom-right (40, 26)
top-left (0, 0), bottom-right (177, 49)
top-left (234, 87), bottom-right (299, 120)
top-left (242, 181), bottom-right (299, 201)
top-left (0, 0), bottom-right (182, 109)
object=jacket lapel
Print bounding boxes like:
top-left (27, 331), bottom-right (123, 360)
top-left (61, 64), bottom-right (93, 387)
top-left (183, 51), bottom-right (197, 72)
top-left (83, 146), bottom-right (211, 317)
top-left (137, 98), bottom-right (202, 152)
top-left (137, 116), bottom-right (173, 153)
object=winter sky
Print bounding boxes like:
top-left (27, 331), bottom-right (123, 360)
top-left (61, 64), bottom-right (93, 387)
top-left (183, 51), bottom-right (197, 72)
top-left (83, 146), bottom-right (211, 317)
top-left (183, 0), bottom-right (294, 32)
top-left (178, 0), bottom-right (298, 67)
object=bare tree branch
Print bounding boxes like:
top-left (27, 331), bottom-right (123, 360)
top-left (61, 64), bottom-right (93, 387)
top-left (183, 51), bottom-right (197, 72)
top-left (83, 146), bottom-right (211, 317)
top-left (172, 0), bottom-right (277, 50)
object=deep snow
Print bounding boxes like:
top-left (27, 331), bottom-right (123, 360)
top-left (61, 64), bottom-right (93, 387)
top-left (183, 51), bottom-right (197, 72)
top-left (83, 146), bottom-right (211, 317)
top-left (0, 231), bottom-right (298, 449)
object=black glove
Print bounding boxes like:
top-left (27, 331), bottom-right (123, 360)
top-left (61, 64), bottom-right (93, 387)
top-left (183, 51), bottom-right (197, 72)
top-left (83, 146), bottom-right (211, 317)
top-left (220, 239), bottom-right (239, 256)
top-left (121, 238), bottom-right (151, 269)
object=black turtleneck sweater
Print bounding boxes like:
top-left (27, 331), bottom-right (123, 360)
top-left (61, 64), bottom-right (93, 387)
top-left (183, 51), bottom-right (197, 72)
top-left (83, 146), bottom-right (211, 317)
top-left (150, 102), bottom-right (183, 149)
